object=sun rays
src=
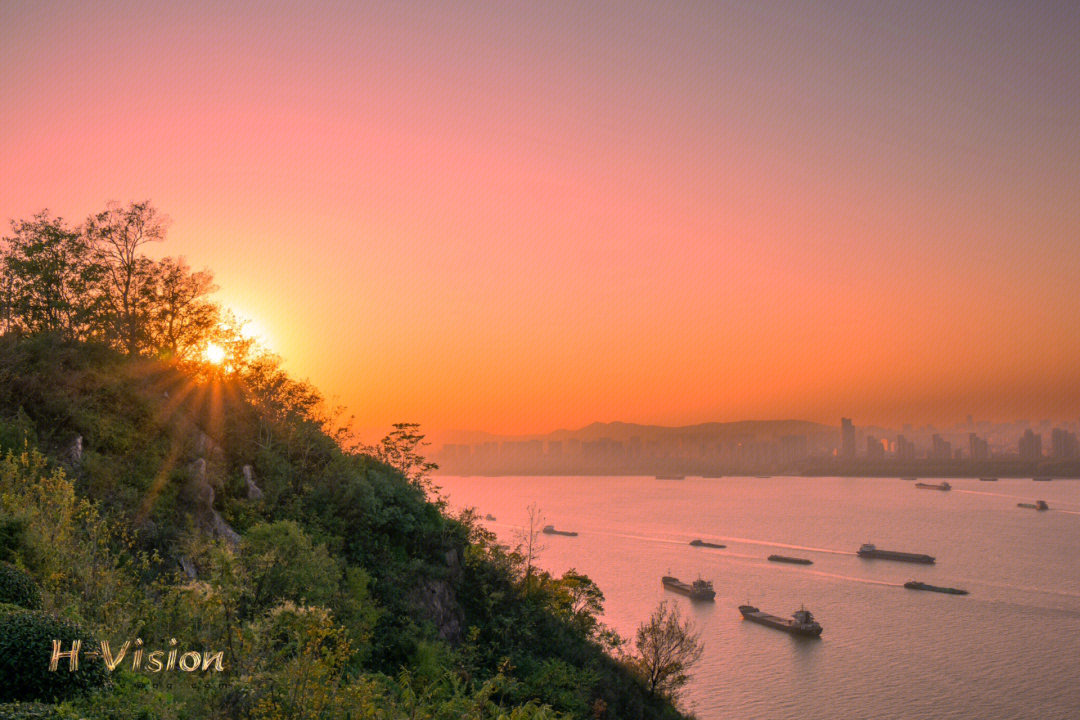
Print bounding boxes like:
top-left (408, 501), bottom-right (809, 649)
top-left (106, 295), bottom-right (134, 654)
top-left (132, 356), bottom-right (246, 527)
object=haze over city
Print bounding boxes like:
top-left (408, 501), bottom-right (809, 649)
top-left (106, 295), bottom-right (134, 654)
top-left (3, 1), bottom-right (1078, 436)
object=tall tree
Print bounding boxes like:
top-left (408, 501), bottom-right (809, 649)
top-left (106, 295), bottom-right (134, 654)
top-left (1, 212), bottom-right (102, 339)
top-left (84, 201), bottom-right (168, 354)
top-left (145, 257), bottom-right (219, 361)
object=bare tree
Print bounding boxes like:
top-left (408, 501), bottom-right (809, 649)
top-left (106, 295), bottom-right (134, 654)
top-left (632, 600), bottom-right (704, 700)
top-left (84, 201), bottom-right (169, 354)
top-left (513, 502), bottom-right (546, 585)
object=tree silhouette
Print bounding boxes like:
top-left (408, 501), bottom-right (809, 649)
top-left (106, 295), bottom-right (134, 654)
top-left (83, 201), bottom-right (168, 354)
top-left (632, 599), bottom-right (703, 700)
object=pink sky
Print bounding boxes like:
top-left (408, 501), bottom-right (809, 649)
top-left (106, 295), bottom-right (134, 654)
top-left (3, 2), bottom-right (1079, 434)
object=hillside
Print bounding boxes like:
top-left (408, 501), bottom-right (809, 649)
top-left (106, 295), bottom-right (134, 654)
top-left (0, 334), bottom-right (690, 719)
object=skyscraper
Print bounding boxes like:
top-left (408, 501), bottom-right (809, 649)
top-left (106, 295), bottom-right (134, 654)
top-left (969, 433), bottom-right (990, 461)
top-left (841, 418), bottom-right (855, 459)
top-left (1051, 429), bottom-right (1078, 459)
top-left (1019, 429), bottom-right (1043, 460)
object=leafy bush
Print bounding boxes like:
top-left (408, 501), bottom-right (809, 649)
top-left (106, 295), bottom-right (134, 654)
top-left (0, 609), bottom-right (108, 702)
top-left (0, 513), bottom-right (28, 563)
top-left (0, 564), bottom-right (40, 609)
top-left (0, 702), bottom-right (70, 720)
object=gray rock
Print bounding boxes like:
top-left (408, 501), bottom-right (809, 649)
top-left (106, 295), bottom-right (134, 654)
top-left (66, 435), bottom-right (83, 465)
top-left (188, 457), bottom-right (240, 547)
top-left (178, 556), bottom-right (198, 580)
top-left (412, 578), bottom-right (463, 643)
top-left (243, 465), bottom-right (264, 500)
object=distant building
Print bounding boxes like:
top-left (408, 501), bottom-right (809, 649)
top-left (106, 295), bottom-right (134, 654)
top-left (930, 434), bottom-right (952, 461)
top-left (866, 436), bottom-right (884, 459)
top-left (841, 418), bottom-right (855, 459)
top-left (1051, 429), bottom-right (1078, 459)
top-left (1019, 429), bottom-right (1043, 460)
top-left (968, 433), bottom-right (990, 461)
top-left (895, 435), bottom-right (916, 461)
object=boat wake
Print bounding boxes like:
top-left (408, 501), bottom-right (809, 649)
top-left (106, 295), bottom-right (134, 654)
top-left (694, 535), bottom-right (854, 556)
top-left (797, 569), bottom-right (902, 588)
top-left (948, 577), bottom-right (1080, 601)
top-left (955, 489), bottom-right (1080, 510)
top-left (593, 527), bottom-right (854, 556)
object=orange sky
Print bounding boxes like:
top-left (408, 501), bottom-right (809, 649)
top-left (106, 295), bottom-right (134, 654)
top-left (3, 2), bottom-right (1079, 435)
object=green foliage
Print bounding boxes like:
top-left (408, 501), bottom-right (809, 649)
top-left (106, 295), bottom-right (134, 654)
top-left (0, 563), bottom-right (41, 609)
top-left (0, 410), bottom-right (38, 457)
top-left (0, 703), bottom-right (74, 720)
top-left (0, 608), bottom-right (108, 702)
top-left (0, 512), bottom-right (28, 563)
top-left (240, 521), bottom-right (339, 610)
top-left (362, 423), bottom-right (440, 497)
top-left (0, 263), bottom-right (690, 720)
top-left (2, 203), bottom-right (221, 361)
top-left (0, 448), bottom-right (153, 639)
top-left (631, 600), bottom-right (703, 701)
top-left (0, 211), bottom-right (102, 341)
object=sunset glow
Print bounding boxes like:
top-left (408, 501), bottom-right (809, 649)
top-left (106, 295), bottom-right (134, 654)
top-left (204, 343), bottom-right (226, 366)
top-left (3, 2), bottom-right (1078, 436)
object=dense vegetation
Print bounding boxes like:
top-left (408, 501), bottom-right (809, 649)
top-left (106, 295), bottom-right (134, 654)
top-left (0, 204), bottom-right (693, 719)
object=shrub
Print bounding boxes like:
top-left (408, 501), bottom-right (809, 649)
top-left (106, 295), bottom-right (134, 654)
top-left (0, 564), bottom-right (41, 609)
top-left (0, 514), bottom-right (28, 564)
top-left (0, 703), bottom-right (69, 720)
top-left (0, 609), bottom-right (108, 702)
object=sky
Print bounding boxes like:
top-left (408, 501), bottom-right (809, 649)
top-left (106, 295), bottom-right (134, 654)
top-left (2, 1), bottom-right (1079, 436)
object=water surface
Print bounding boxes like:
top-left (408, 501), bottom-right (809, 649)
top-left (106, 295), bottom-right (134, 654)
top-left (437, 475), bottom-right (1080, 720)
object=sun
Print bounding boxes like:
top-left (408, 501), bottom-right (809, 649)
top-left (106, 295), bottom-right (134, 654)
top-left (204, 343), bottom-right (226, 365)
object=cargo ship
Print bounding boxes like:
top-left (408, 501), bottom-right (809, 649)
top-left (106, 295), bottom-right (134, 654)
top-left (979, 477), bottom-right (998, 482)
top-left (661, 576), bottom-right (715, 600)
top-left (738, 605), bottom-right (822, 637)
top-left (1033, 476), bottom-right (1052, 482)
top-left (1017, 500), bottom-right (1049, 511)
top-left (689, 539), bottom-right (725, 548)
top-left (904, 580), bottom-right (968, 595)
top-left (542, 525), bottom-right (578, 536)
top-left (900, 476), bottom-right (918, 481)
top-left (768, 554), bottom-right (812, 565)
top-left (656, 475), bottom-right (685, 480)
top-left (915, 481), bottom-right (951, 491)
top-left (857, 543), bottom-right (935, 564)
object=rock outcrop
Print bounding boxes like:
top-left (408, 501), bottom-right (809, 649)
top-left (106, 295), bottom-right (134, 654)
top-left (65, 435), bottom-right (83, 466)
top-left (242, 465), bottom-right (264, 500)
top-left (187, 458), bottom-right (240, 546)
top-left (408, 548), bottom-right (463, 643)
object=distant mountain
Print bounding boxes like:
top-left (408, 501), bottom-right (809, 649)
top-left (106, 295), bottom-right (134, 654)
top-left (435, 419), bottom-right (836, 446)
top-left (547, 420), bottom-right (835, 442)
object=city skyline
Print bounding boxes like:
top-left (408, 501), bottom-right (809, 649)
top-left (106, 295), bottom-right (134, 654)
top-left (432, 416), bottom-right (1080, 477)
